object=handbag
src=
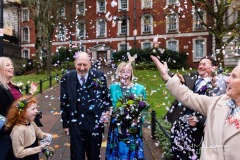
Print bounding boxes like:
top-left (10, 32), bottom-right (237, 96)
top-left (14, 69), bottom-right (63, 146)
top-left (0, 114), bottom-right (6, 130)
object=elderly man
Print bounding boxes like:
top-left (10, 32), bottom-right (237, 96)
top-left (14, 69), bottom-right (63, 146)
top-left (60, 52), bottom-right (111, 160)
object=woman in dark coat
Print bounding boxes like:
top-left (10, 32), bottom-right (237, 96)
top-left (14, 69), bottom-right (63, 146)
top-left (0, 57), bottom-right (37, 160)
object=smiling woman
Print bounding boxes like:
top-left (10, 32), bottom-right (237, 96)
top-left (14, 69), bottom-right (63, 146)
top-left (0, 57), bottom-right (38, 160)
top-left (105, 62), bottom-right (148, 160)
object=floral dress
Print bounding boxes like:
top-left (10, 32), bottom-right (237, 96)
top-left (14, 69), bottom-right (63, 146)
top-left (105, 83), bottom-right (146, 160)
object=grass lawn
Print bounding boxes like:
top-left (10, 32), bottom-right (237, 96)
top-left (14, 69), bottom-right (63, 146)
top-left (133, 69), bottom-right (175, 117)
top-left (13, 68), bottom-right (66, 95)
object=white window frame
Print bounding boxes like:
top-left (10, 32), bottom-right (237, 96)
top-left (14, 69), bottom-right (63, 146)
top-left (193, 11), bottom-right (206, 31)
top-left (76, 0), bottom-right (85, 16)
top-left (76, 21), bottom-right (85, 40)
top-left (22, 8), bottom-right (29, 22)
top-left (97, 0), bottom-right (106, 13)
top-left (97, 19), bottom-right (106, 37)
top-left (166, 39), bottom-right (179, 52)
top-left (141, 40), bottom-right (152, 49)
top-left (79, 45), bottom-right (86, 52)
top-left (22, 49), bottom-right (30, 59)
top-left (117, 18), bottom-right (128, 35)
top-left (193, 38), bottom-right (207, 62)
top-left (141, 14), bottom-right (153, 34)
top-left (59, 6), bottom-right (66, 17)
top-left (56, 24), bottom-right (67, 41)
top-left (167, 0), bottom-right (176, 5)
top-left (22, 27), bottom-right (29, 43)
top-left (118, 42), bottom-right (128, 51)
top-left (166, 13), bottom-right (178, 32)
top-left (142, 0), bottom-right (152, 9)
top-left (118, 0), bottom-right (128, 10)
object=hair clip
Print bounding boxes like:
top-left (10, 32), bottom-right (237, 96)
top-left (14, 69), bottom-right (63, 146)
top-left (16, 97), bottom-right (32, 112)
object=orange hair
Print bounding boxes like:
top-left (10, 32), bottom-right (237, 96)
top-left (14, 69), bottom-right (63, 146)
top-left (6, 95), bottom-right (37, 129)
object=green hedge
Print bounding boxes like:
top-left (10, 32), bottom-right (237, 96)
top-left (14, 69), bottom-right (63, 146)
top-left (112, 48), bottom-right (188, 69)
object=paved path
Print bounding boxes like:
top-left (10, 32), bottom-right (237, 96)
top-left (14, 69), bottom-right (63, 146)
top-left (37, 68), bottom-right (162, 160)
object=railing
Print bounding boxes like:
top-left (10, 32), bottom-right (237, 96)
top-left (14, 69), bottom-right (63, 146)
top-left (23, 71), bottom-right (65, 94)
top-left (151, 110), bottom-right (171, 141)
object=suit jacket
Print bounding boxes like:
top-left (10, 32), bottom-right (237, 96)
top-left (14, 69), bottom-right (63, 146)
top-left (209, 74), bottom-right (227, 96)
top-left (60, 69), bottom-right (112, 129)
top-left (109, 83), bottom-right (146, 108)
top-left (165, 73), bottom-right (206, 128)
top-left (167, 76), bottom-right (239, 160)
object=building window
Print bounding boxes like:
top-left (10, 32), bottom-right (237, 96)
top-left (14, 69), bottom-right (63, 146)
top-left (120, 19), bottom-right (127, 34)
top-left (142, 0), bottom-right (152, 9)
top-left (56, 24), bottom-right (66, 41)
top-left (142, 41), bottom-right (152, 49)
top-left (193, 38), bottom-right (206, 61)
top-left (76, 22), bottom-right (85, 40)
top-left (194, 11), bottom-right (205, 30)
top-left (97, 0), bottom-right (105, 13)
top-left (142, 15), bottom-right (153, 33)
top-left (167, 40), bottom-right (178, 52)
top-left (22, 28), bottom-right (29, 42)
top-left (59, 6), bottom-right (66, 17)
top-left (119, 43), bottom-right (127, 51)
top-left (22, 8), bottom-right (29, 21)
top-left (167, 13), bottom-right (178, 32)
top-left (195, 40), bottom-right (204, 57)
top-left (76, 1), bottom-right (85, 15)
top-left (119, 0), bottom-right (128, 10)
top-left (22, 49), bottom-right (29, 59)
top-left (97, 19), bottom-right (106, 37)
top-left (168, 0), bottom-right (176, 5)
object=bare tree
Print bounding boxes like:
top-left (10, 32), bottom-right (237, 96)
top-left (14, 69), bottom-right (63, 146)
top-left (189, 0), bottom-right (240, 67)
top-left (22, 0), bottom-right (66, 76)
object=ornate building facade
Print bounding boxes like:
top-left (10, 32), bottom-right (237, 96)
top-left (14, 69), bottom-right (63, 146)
top-left (19, 0), bottom-right (239, 67)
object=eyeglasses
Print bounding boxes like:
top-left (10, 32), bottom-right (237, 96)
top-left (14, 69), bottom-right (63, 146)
top-left (120, 70), bottom-right (131, 74)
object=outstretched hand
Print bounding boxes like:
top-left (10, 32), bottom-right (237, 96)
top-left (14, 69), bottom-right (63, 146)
top-left (150, 55), bottom-right (170, 81)
top-left (30, 82), bottom-right (38, 95)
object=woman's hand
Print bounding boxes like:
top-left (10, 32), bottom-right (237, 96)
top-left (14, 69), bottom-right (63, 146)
top-left (29, 82), bottom-right (38, 95)
top-left (150, 55), bottom-right (170, 81)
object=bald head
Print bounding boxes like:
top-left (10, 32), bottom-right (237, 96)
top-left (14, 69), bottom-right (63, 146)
top-left (74, 52), bottom-right (91, 77)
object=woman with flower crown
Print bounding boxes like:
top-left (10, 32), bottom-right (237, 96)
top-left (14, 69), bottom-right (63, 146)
top-left (6, 95), bottom-right (52, 160)
top-left (105, 62), bottom-right (148, 160)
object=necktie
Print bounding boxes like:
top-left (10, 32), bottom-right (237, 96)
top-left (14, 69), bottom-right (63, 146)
top-left (80, 77), bottom-right (85, 86)
top-left (194, 78), bottom-right (203, 93)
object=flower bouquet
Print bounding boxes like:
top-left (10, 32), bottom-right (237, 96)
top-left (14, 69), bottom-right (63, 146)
top-left (112, 94), bottom-right (150, 135)
top-left (40, 135), bottom-right (54, 159)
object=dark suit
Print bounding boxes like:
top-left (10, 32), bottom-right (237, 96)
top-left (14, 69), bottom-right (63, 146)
top-left (60, 69), bottom-right (111, 160)
top-left (165, 73), bottom-right (206, 160)
top-left (0, 84), bottom-right (18, 160)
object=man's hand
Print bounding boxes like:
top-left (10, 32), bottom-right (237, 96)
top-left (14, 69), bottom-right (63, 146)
top-left (63, 128), bottom-right (69, 136)
top-left (187, 116), bottom-right (199, 127)
top-left (150, 55), bottom-right (170, 82)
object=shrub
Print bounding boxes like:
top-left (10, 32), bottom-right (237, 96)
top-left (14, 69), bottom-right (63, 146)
top-left (112, 48), bottom-right (188, 69)
top-left (154, 117), bottom-right (173, 160)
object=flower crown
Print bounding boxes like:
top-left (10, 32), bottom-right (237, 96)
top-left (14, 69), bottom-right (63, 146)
top-left (16, 97), bottom-right (32, 112)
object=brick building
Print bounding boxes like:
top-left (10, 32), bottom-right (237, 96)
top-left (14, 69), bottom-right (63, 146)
top-left (19, 0), bottom-right (239, 67)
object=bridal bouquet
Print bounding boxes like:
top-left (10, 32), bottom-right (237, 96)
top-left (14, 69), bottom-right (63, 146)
top-left (112, 94), bottom-right (150, 134)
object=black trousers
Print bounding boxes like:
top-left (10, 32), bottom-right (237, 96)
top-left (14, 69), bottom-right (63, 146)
top-left (69, 124), bottom-right (103, 160)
